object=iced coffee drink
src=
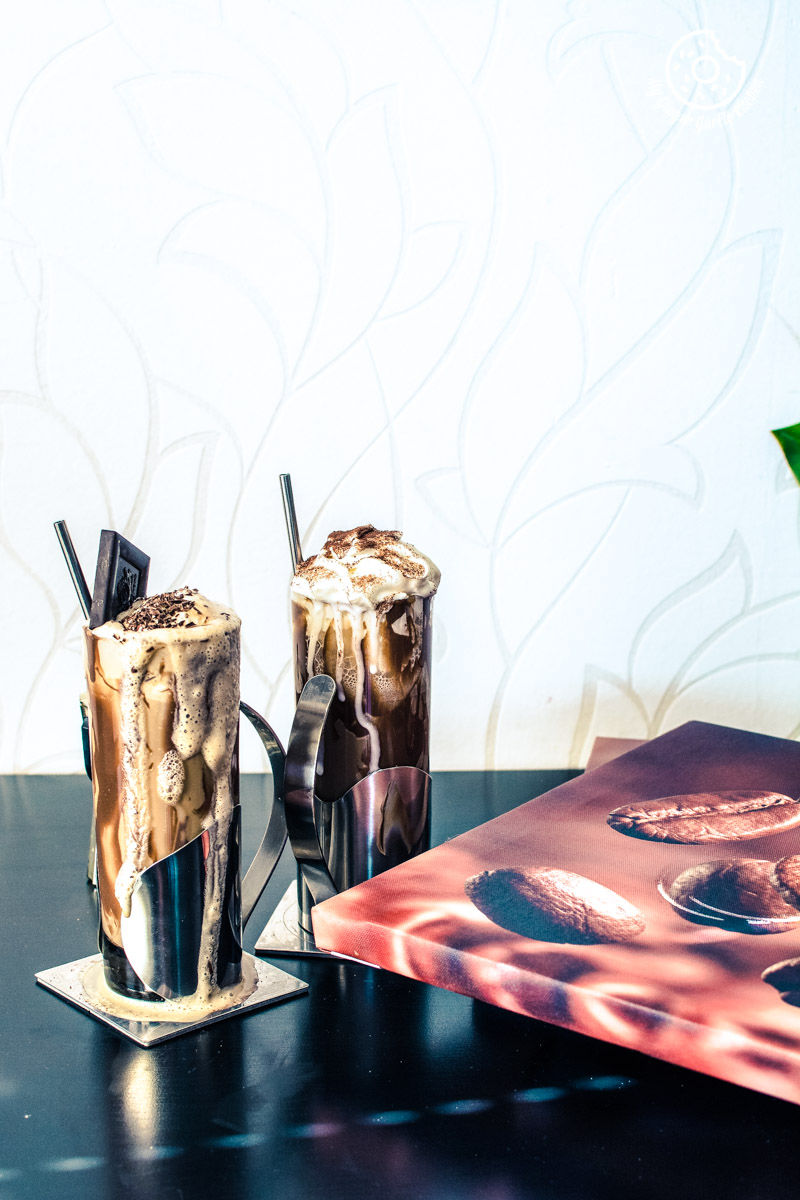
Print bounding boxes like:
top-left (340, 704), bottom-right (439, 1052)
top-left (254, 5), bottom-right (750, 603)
top-left (291, 526), bottom-right (440, 804)
top-left (84, 588), bottom-right (245, 1007)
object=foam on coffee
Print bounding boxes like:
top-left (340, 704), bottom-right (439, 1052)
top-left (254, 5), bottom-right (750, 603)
top-left (86, 588), bottom-right (241, 1004)
top-left (291, 528), bottom-right (439, 779)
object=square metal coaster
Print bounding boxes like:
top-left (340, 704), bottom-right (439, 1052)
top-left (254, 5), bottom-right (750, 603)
top-left (35, 953), bottom-right (308, 1047)
top-left (255, 884), bottom-right (335, 959)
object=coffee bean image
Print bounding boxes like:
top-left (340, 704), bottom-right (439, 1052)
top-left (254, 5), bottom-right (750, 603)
top-left (607, 791), bottom-right (800, 843)
top-left (664, 859), bottom-right (800, 933)
top-left (762, 956), bottom-right (800, 1005)
top-left (770, 855), bottom-right (800, 911)
top-left (464, 867), bottom-right (645, 945)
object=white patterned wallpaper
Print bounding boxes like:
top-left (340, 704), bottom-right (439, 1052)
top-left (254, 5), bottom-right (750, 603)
top-left (1, 0), bottom-right (799, 774)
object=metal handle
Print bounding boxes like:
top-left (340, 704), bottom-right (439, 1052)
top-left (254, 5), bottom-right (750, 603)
top-left (83, 698), bottom-right (290, 920)
top-left (283, 675), bottom-right (337, 909)
top-left (238, 701), bottom-right (287, 929)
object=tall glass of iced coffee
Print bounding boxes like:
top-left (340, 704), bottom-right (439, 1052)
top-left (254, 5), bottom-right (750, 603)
top-left (290, 526), bottom-right (440, 916)
top-left (84, 588), bottom-right (250, 1010)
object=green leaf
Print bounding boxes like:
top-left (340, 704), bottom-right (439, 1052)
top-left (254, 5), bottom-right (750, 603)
top-left (772, 423), bottom-right (800, 487)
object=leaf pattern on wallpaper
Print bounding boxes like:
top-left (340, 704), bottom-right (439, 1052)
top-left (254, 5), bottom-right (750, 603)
top-left (582, 125), bottom-right (735, 387)
top-left (414, 199), bottom-right (780, 767)
top-left (547, 0), bottom-right (695, 159)
top-left (0, 216), bottom-right (41, 398)
top-left (494, 486), bottom-right (632, 658)
top-left (548, 0), bottom-right (691, 75)
top-left (417, 468), bottom-right (485, 547)
top-left (0, 401), bottom-right (110, 603)
top-left (294, 92), bottom-right (406, 383)
top-left (0, 251), bottom-right (220, 768)
top-left (415, 255), bottom-right (582, 548)
top-left (417, 249), bottom-right (630, 765)
top-left (42, 261), bottom-right (154, 529)
top-left (550, 2), bottom-right (778, 406)
top-left (110, 7), bottom-right (496, 745)
top-left (627, 535), bottom-right (751, 711)
top-left (155, 201), bottom-right (305, 456)
top-left (223, 0), bottom-right (350, 145)
top-left (570, 536), bottom-right (800, 763)
top-left (476, 9), bottom-right (782, 767)
top-left (0, 550), bottom-right (70, 772)
top-left (117, 72), bottom-right (325, 237)
top-left (0, 401), bottom-right (105, 770)
top-left (111, 0), bottom-right (347, 123)
top-left (591, 229), bottom-right (780, 443)
top-left (229, 408), bottom-right (416, 740)
top-left (131, 433), bottom-right (220, 589)
top-left (109, 0), bottom-right (264, 78)
top-left (461, 256), bottom-right (586, 542)
top-left (499, 228), bottom-right (780, 548)
top-left (0, 3), bottom-right (792, 772)
top-left (412, 0), bottom-right (504, 86)
top-left (484, 488), bottom-right (633, 769)
top-left (548, 1), bottom-right (773, 106)
top-left (369, 221), bottom-right (474, 415)
top-left (501, 444), bottom-right (702, 552)
top-left (311, 413), bottom-right (405, 540)
top-left (380, 222), bottom-right (465, 321)
top-left (160, 202), bottom-right (321, 384)
top-left (227, 342), bottom-right (393, 699)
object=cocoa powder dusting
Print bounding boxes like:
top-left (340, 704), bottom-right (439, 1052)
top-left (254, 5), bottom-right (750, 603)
top-left (292, 523), bottom-right (439, 607)
top-left (322, 526), bottom-right (403, 560)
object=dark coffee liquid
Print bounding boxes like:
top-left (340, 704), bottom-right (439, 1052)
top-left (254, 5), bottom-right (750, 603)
top-left (292, 594), bottom-right (433, 803)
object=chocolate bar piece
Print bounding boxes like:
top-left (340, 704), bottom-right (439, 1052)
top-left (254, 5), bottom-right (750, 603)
top-left (88, 530), bottom-right (150, 628)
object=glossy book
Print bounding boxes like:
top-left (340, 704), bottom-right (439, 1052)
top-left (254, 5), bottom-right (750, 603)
top-left (312, 722), bottom-right (800, 1105)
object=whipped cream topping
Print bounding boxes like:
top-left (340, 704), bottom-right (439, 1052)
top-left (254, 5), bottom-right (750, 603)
top-left (291, 527), bottom-right (437, 777)
top-left (117, 587), bottom-right (233, 632)
top-left (291, 525), bottom-right (440, 611)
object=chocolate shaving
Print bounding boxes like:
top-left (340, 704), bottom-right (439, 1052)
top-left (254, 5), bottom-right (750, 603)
top-left (119, 588), bottom-right (201, 632)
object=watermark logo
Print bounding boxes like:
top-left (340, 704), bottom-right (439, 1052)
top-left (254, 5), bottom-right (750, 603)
top-left (649, 29), bottom-right (756, 129)
top-left (667, 30), bottom-right (745, 110)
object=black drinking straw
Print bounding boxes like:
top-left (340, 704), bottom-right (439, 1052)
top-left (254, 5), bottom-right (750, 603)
top-left (279, 474), bottom-right (303, 573)
top-left (54, 520), bottom-right (92, 619)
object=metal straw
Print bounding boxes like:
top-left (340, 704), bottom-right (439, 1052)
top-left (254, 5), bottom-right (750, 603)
top-left (54, 520), bottom-right (92, 619)
top-left (279, 474), bottom-right (303, 573)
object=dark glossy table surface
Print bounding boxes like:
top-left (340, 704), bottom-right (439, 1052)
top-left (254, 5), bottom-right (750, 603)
top-left (3, 771), bottom-right (800, 1200)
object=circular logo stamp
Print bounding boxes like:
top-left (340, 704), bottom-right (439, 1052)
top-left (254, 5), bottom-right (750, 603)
top-left (666, 30), bottom-right (746, 111)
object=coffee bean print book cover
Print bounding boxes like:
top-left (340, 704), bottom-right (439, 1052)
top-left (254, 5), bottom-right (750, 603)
top-left (312, 722), bottom-right (800, 1105)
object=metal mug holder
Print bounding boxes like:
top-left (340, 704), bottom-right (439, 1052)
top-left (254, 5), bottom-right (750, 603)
top-left (255, 675), bottom-right (432, 958)
top-left (81, 699), bottom-right (289, 999)
top-left (81, 675), bottom-right (430, 969)
top-left (118, 701), bottom-right (289, 998)
top-left (38, 699), bottom-right (308, 1043)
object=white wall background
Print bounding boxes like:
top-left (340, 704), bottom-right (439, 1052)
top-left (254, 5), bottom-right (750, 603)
top-left (1, 0), bottom-right (799, 773)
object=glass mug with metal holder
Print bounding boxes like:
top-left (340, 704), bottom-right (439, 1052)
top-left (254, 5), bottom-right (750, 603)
top-left (256, 513), bottom-right (437, 956)
top-left (257, 673), bottom-right (432, 956)
top-left (83, 601), bottom-right (296, 1006)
